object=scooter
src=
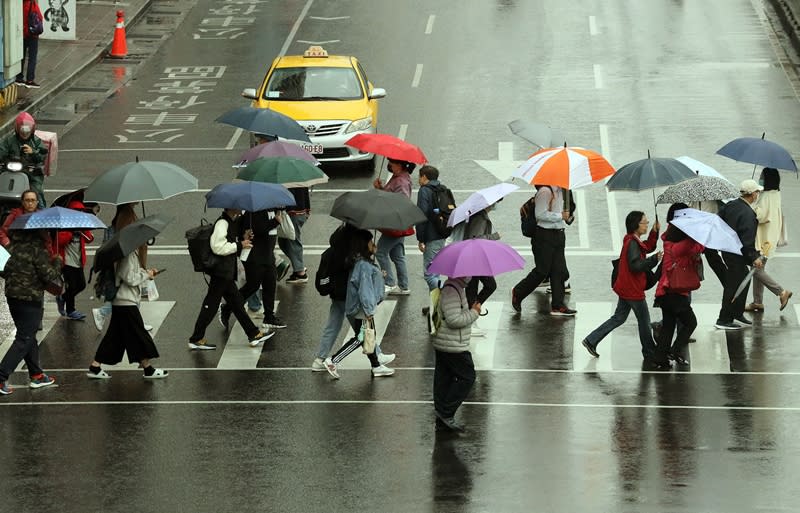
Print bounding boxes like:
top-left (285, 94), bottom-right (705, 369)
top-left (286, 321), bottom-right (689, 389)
top-left (0, 159), bottom-right (32, 224)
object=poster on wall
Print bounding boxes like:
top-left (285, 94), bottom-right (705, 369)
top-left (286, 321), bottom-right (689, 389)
top-left (39, 0), bottom-right (76, 41)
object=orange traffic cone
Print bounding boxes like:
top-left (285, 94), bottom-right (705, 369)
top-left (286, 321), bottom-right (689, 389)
top-left (109, 10), bottom-right (128, 58)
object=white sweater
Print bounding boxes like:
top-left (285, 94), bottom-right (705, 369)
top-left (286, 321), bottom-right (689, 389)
top-left (112, 250), bottom-right (150, 306)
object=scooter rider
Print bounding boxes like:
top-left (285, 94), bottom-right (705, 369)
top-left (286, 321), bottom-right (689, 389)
top-left (0, 112), bottom-right (47, 208)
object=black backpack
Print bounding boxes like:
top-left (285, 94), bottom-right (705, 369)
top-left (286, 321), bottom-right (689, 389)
top-left (520, 197), bottom-right (538, 238)
top-left (429, 184), bottom-right (456, 238)
top-left (28, 8), bottom-right (43, 36)
top-left (315, 246), bottom-right (334, 296)
top-left (186, 219), bottom-right (220, 273)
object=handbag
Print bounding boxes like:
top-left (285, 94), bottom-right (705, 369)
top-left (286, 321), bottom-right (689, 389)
top-left (276, 212), bottom-right (296, 240)
top-left (778, 215), bottom-right (789, 247)
top-left (45, 275), bottom-right (64, 296)
top-left (361, 318), bottom-right (376, 354)
top-left (665, 248), bottom-right (701, 293)
top-left (142, 280), bottom-right (159, 302)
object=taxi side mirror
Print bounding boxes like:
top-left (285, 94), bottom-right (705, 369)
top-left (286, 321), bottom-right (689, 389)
top-left (241, 88), bottom-right (258, 100)
top-left (368, 87), bottom-right (386, 100)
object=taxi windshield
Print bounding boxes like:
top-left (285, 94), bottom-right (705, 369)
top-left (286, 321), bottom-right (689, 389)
top-left (264, 67), bottom-right (364, 101)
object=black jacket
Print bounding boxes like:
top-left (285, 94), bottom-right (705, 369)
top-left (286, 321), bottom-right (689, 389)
top-left (286, 187), bottom-right (310, 214)
top-left (329, 224), bottom-right (359, 301)
top-left (238, 211), bottom-right (279, 267)
top-left (718, 198), bottom-right (759, 261)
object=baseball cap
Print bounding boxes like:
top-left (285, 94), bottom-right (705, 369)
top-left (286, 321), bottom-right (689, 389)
top-left (739, 179), bottom-right (764, 194)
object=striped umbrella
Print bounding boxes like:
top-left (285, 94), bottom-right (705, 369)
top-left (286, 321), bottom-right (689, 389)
top-left (512, 146), bottom-right (615, 189)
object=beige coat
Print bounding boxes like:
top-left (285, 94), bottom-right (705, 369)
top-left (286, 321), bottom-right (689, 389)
top-left (753, 190), bottom-right (782, 257)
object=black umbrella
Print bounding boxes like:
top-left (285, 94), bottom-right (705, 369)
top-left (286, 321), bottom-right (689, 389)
top-left (94, 214), bottom-right (171, 269)
top-left (330, 189), bottom-right (426, 230)
top-left (216, 107), bottom-right (311, 143)
top-left (508, 119), bottom-right (566, 149)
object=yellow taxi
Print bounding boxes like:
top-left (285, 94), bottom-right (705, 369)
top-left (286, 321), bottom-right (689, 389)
top-left (242, 46), bottom-right (386, 170)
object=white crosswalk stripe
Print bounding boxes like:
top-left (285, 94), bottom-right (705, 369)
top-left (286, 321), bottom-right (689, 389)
top-left (217, 301), bottom-right (280, 370)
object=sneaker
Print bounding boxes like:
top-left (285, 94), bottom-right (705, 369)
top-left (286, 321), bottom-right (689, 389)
top-left (733, 316), bottom-right (752, 327)
top-left (276, 260), bottom-right (291, 282)
top-left (371, 365), bottom-right (395, 377)
top-left (546, 283), bottom-right (571, 294)
top-left (262, 316), bottom-right (287, 329)
top-left (29, 373), bottom-right (55, 389)
top-left (286, 272), bottom-right (309, 284)
top-left (744, 303), bottom-right (765, 312)
top-left (87, 368), bottom-right (111, 379)
top-left (581, 339), bottom-right (599, 358)
top-left (536, 279), bottom-right (550, 289)
top-left (550, 306), bottom-right (577, 317)
top-left (323, 357), bottom-right (340, 379)
top-left (780, 290), bottom-right (793, 311)
top-left (144, 323), bottom-right (154, 332)
top-left (14, 77), bottom-right (24, 85)
top-left (66, 311), bottom-right (86, 321)
top-left (248, 331), bottom-right (275, 347)
top-left (218, 307), bottom-right (230, 331)
top-left (0, 382), bottom-right (13, 395)
top-left (434, 411), bottom-right (464, 432)
top-left (188, 339), bottom-right (217, 350)
top-left (311, 357), bottom-right (327, 372)
top-left (92, 308), bottom-right (107, 331)
top-left (511, 289), bottom-right (522, 313)
top-left (56, 296), bottom-right (66, 316)
top-left (143, 368), bottom-right (168, 379)
top-left (714, 321), bottom-right (742, 330)
top-left (384, 285), bottom-right (397, 294)
top-left (25, 80), bottom-right (41, 89)
top-left (378, 353), bottom-right (396, 365)
top-left (388, 287), bottom-right (410, 296)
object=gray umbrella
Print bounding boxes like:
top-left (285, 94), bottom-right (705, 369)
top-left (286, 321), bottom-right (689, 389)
top-left (216, 107), bottom-right (311, 143)
top-left (508, 119), bottom-right (566, 149)
top-left (606, 152), bottom-right (697, 192)
top-left (717, 133), bottom-right (797, 172)
top-left (330, 189), bottom-right (426, 230)
top-left (656, 176), bottom-right (739, 204)
top-left (84, 161), bottom-right (198, 205)
top-left (94, 214), bottom-right (172, 269)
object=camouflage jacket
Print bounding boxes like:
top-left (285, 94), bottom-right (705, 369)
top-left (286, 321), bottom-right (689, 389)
top-left (3, 231), bottom-right (62, 302)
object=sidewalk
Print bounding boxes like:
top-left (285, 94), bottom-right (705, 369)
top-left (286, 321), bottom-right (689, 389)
top-left (0, 0), bottom-right (152, 134)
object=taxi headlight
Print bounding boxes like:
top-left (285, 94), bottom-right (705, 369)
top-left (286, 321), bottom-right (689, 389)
top-left (345, 117), bottom-right (372, 134)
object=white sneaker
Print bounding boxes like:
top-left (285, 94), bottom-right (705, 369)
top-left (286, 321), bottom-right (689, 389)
top-left (389, 288), bottom-right (410, 296)
top-left (311, 357), bottom-right (327, 372)
top-left (323, 357), bottom-right (340, 379)
top-left (144, 323), bottom-right (154, 332)
top-left (372, 365), bottom-right (395, 377)
top-left (378, 353), bottom-right (396, 365)
top-left (92, 308), bottom-right (106, 332)
top-left (384, 285), bottom-right (397, 294)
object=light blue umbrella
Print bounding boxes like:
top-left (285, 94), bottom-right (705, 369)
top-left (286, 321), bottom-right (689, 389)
top-left (670, 208), bottom-right (742, 255)
top-left (676, 156), bottom-right (733, 183)
top-left (205, 182), bottom-right (296, 211)
top-left (9, 206), bottom-right (106, 230)
top-left (447, 182), bottom-right (519, 227)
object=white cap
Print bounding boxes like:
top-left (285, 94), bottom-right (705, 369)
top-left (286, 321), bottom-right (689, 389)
top-left (739, 179), bottom-right (763, 195)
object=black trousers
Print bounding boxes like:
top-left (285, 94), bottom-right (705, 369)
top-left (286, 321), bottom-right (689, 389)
top-left (94, 305), bottom-right (159, 364)
top-left (513, 227), bottom-right (567, 307)
top-left (465, 276), bottom-right (497, 305)
top-left (718, 252), bottom-right (749, 323)
top-left (433, 350), bottom-right (476, 419)
top-left (62, 265), bottom-right (86, 314)
top-left (330, 317), bottom-right (380, 367)
top-left (190, 276), bottom-right (259, 342)
top-left (235, 237), bottom-right (277, 317)
top-left (704, 248), bottom-right (727, 286)
top-left (655, 294), bottom-right (697, 361)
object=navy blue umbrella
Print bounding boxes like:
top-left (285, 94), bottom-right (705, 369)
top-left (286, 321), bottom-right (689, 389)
top-left (717, 133), bottom-right (797, 172)
top-left (216, 107), bottom-right (311, 143)
top-left (205, 182), bottom-right (296, 212)
top-left (9, 206), bottom-right (106, 230)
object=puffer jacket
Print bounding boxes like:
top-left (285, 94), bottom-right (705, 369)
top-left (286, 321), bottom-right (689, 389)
top-left (113, 250), bottom-right (150, 306)
top-left (432, 278), bottom-right (478, 353)
top-left (3, 230), bottom-right (62, 302)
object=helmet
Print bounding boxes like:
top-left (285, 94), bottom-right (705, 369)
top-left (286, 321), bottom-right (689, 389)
top-left (14, 112), bottom-right (36, 139)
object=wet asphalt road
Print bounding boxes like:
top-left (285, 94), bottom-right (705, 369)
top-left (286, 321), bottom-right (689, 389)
top-left (3, 0), bottom-right (800, 511)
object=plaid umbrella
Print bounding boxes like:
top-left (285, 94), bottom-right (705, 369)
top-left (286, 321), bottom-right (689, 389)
top-left (656, 176), bottom-right (739, 204)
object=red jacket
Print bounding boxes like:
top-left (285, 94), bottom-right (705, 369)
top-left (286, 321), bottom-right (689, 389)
top-left (22, 0), bottom-right (43, 40)
top-left (656, 236), bottom-right (704, 297)
top-left (56, 200), bottom-right (94, 267)
top-left (613, 230), bottom-right (659, 301)
top-left (0, 206), bottom-right (56, 257)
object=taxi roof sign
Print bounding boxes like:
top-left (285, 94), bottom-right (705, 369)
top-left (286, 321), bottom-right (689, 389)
top-left (304, 46), bottom-right (329, 57)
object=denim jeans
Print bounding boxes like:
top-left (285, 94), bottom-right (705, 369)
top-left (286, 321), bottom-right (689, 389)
top-left (422, 239), bottom-right (445, 290)
top-left (277, 214), bottom-right (307, 273)
top-left (584, 297), bottom-right (656, 360)
top-left (377, 234), bottom-right (408, 289)
top-left (315, 299), bottom-right (346, 359)
top-left (0, 298), bottom-right (44, 382)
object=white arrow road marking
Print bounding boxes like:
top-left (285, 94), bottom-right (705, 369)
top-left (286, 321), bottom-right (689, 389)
top-left (218, 301), bottom-right (280, 369)
top-left (469, 301), bottom-right (503, 370)
top-left (474, 141), bottom-right (525, 181)
top-left (336, 299), bottom-right (398, 370)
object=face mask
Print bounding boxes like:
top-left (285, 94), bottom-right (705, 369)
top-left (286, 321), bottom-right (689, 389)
top-left (19, 126), bottom-right (32, 138)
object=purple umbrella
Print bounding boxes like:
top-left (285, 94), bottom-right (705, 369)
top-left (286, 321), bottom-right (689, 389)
top-left (428, 239), bottom-right (525, 278)
top-left (237, 141), bottom-right (320, 166)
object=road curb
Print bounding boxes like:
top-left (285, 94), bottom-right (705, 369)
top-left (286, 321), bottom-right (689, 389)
top-left (767, 0), bottom-right (800, 56)
top-left (0, 0), bottom-right (154, 135)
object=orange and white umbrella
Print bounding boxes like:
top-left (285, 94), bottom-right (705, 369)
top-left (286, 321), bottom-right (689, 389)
top-left (512, 146), bottom-right (615, 189)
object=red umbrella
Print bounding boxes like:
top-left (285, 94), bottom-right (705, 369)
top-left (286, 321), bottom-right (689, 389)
top-left (345, 133), bottom-right (427, 164)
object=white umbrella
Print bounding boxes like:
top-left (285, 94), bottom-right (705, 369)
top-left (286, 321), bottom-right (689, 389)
top-left (670, 208), bottom-right (742, 255)
top-left (676, 156), bottom-right (733, 183)
top-left (447, 183), bottom-right (519, 227)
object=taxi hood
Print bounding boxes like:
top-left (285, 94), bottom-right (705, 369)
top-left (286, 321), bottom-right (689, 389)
top-left (264, 100), bottom-right (370, 122)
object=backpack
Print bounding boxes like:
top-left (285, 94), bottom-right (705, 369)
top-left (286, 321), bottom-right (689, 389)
top-left (315, 246), bottom-right (334, 296)
top-left (185, 219), bottom-right (220, 273)
top-left (28, 7), bottom-right (43, 36)
top-left (519, 186), bottom-right (552, 238)
top-left (428, 184), bottom-right (456, 238)
top-left (429, 283), bottom-right (459, 334)
top-left (91, 265), bottom-right (119, 302)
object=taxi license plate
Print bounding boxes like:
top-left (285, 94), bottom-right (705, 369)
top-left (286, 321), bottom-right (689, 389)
top-left (302, 144), bottom-right (324, 155)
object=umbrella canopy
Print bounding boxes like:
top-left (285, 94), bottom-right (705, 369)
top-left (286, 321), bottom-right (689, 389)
top-left (9, 206), bottom-right (106, 230)
top-left (656, 176), bottom-right (739, 204)
top-left (237, 141), bottom-right (319, 166)
top-left (427, 239), bottom-right (525, 278)
top-left (94, 214), bottom-right (171, 269)
top-left (508, 120), bottom-right (566, 149)
top-left (670, 208), bottom-right (742, 255)
top-left (206, 182), bottom-right (295, 212)
top-left (84, 161), bottom-right (198, 205)
top-left (675, 156), bottom-right (732, 183)
top-left (716, 134), bottom-right (797, 172)
top-left (216, 107), bottom-right (311, 142)
top-left (330, 189), bottom-right (426, 230)
top-left (606, 153), bottom-right (696, 191)
top-left (448, 183), bottom-right (519, 227)
top-left (236, 157), bottom-right (328, 188)
top-left (513, 146), bottom-right (615, 189)
top-left (345, 133), bottom-right (427, 164)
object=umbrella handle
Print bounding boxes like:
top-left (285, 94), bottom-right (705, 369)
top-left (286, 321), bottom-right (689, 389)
top-left (652, 189), bottom-right (658, 223)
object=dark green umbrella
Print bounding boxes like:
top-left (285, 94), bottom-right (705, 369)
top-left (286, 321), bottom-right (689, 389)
top-left (236, 157), bottom-right (328, 188)
top-left (84, 161), bottom-right (198, 205)
top-left (330, 189), bottom-right (426, 230)
top-left (94, 214), bottom-right (171, 269)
